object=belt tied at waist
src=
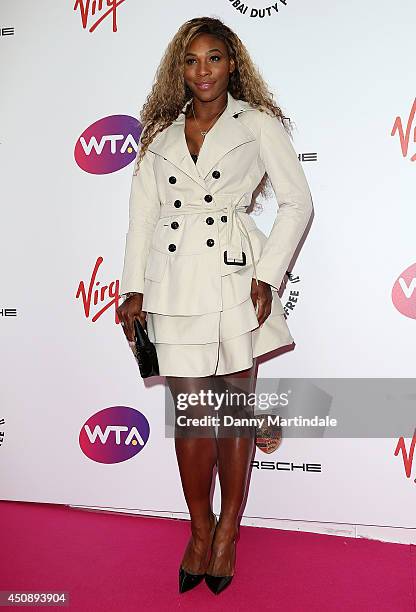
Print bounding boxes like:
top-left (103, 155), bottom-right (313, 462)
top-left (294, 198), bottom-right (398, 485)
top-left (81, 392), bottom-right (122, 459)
top-left (159, 195), bottom-right (258, 285)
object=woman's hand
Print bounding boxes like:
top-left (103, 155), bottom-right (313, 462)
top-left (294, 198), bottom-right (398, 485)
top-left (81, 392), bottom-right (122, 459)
top-left (116, 293), bottom-right (147, 342)
top-left (251, 279), bottom-right (272, 326)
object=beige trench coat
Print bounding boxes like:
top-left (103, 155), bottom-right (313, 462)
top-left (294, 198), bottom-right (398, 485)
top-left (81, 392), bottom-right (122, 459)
top-left (120, 91), bottom-right (313, 376)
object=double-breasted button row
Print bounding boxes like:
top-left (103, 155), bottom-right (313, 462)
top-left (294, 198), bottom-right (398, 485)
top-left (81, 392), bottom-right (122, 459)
top-left (169, 172), bottom-right (219, 183)
top-left (166, 175), bottom-right (221, 251)
top-left (168, 239), bottom-right (214, 251)
top-left (206, 216), bottom-right (227, 224)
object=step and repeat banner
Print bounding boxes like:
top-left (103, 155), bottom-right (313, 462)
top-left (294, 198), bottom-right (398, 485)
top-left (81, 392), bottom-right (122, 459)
top-left (1, 1), bottom-right (415, 529)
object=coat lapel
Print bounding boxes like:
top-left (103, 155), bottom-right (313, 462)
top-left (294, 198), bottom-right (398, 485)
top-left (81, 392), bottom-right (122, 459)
top-left (147, 91), bottom-right (257, 189)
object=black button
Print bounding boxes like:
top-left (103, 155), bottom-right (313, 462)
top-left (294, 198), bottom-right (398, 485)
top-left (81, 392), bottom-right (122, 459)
top-left (212, 170), bottom-right (220, 179)
top-left (171, 221), bottom-right (179, 229)
top-left (168, 244), bottom-right (176, 252)
top-left (169, 176), bottom-right (176, 184)
top-left (233, 113), bottom-right (239, 118)
top-left (221, 215), bottom-right (227, 223)
top-left (174, 200), bottom-right (181, 208)
top-left (204, 194), bottom-right (213, 203)
top-left (206, 217), bottom-right (214, 225)
top-left (206, 239), bottom-right (215, 247)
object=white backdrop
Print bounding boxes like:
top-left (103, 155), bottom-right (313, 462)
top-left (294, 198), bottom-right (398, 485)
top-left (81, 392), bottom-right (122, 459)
top-left (1, 1), bottom-right (415, 535)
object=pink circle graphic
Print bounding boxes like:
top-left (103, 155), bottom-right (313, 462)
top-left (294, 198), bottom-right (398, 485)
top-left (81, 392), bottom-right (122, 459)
top-left (74, 114), bottom-right (142, 174)
top-left (392, 262), bottom-right (416, 319)
top-left (79, 406), bottom-right (150, 464)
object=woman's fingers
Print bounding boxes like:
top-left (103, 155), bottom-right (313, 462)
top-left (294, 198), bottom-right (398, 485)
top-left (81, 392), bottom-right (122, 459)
top-left (251, 279), bottom-right (259, 309)
top-left (251, 280), bottom-right (272, 326)
top-left (123, 311), bottom-right (147, 341)
top-left (116, 294), bottom-right (146, 342)
top-left (124, 316), bottom-right (136, 342)
top-left (256, 297), bottom-right (272, 326)
top-left (138, 311), bottom-right (147, 329)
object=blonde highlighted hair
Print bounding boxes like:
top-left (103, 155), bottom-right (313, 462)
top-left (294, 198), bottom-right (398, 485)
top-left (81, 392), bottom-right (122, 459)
top-left (135, 16), bottom-right (293, 201)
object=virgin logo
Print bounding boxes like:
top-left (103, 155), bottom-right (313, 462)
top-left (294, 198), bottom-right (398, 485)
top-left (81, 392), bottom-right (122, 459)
top-left (74, 115), bottom-right (141, 174)
top-left (391, 262), bottom-right (416, 319)
top-left (391, 97), bottom-right (416, 161)
top-left (80, 407), bottom-right (150, 464)
top-left (394, 429), bottom-right (416, 484)
top-left (74, 0), bottom-right (126, 33)
top-left (76, 257), bottom-right (123, 323)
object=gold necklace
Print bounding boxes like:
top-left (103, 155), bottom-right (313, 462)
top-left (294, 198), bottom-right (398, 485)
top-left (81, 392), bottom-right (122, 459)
top-left (191, 99), bottom-right (227, 138)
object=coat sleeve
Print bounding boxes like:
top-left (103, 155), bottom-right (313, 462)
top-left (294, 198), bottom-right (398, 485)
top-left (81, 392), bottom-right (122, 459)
top-left (119, 140), bottom-right (160, 295)
top-left (254, 110), bottom-right (313, 291)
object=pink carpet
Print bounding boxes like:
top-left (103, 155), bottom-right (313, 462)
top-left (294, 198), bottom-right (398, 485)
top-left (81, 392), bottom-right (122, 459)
top-left (0, 501), bottom-right (415, 611)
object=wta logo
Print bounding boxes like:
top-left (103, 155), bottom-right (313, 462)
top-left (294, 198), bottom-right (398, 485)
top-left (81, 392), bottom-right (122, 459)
top-left (79, 406), bottom-right (150, 463)
top-left (74, 115), bottom-right (141, 174)
top-left (391, 262), bottom-right (416, 319)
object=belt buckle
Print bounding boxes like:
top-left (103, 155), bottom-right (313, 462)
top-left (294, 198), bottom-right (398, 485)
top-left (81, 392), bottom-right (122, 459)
top-left (224, 250), bottom-right (246, 266)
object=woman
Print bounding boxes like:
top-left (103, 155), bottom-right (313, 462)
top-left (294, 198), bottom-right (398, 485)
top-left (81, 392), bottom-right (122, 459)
top-left (116, 16), bottom-right (312, 595)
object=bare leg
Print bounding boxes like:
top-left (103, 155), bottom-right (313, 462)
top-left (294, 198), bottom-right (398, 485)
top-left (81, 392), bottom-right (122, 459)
top-left (166, 375), bottom-right (218, 574)
top-left (206, 359), bottom-right (258, 577)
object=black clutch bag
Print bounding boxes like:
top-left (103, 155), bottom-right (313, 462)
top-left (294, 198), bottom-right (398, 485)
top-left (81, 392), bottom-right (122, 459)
top-left (129, 317), bottom-right (160, 378)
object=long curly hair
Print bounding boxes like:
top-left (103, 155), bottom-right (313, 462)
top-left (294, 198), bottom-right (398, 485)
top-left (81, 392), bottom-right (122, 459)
top-left (135, 16), bottom-right (293, 203)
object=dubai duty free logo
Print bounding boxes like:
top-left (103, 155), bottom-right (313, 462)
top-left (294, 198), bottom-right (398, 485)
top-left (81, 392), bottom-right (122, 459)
top-left (74, 115), bottom-right (141, 174)
top-left (79, 406), bottom-right (150, 463)
top-left (225, 0), bottom-right (289, 19)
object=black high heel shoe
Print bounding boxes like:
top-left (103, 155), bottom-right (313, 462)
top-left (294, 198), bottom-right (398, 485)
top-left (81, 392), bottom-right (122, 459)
top-left (179, 566), bottom-right (205, 593)
top-left (178, 513), bottom-right (217, 594)
top-left (205, 571), bottom-right (233, 595)
top-left (205, 536), bottom-right (237, 595)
